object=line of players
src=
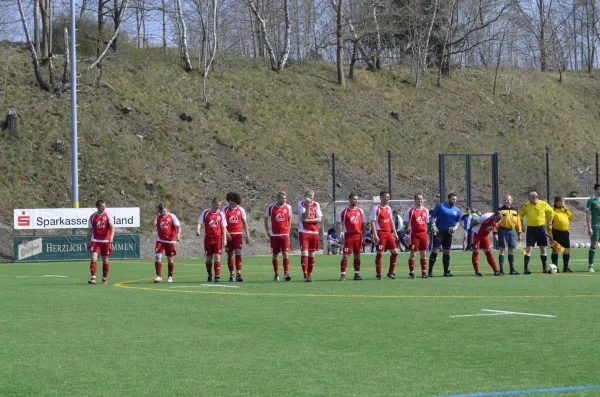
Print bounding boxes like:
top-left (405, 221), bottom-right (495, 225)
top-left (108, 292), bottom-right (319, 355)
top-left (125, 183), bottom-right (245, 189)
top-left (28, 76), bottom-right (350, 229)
top-left (86, 186), bottom-right (600, 284)
top-left (84, 190), bottom-right (501, 284)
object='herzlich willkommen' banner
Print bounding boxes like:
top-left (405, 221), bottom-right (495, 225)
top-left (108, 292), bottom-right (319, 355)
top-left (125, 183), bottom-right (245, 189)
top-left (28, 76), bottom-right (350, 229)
top-left (14, 235), bottom-right (140, 262)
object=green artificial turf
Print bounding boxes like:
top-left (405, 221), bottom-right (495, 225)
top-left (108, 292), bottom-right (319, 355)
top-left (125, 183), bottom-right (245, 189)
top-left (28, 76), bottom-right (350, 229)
top-left (1, 249), bottom-right (599, 397)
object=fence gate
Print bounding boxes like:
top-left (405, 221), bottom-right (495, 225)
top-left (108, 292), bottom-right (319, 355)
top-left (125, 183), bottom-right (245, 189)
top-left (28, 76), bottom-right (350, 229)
top-left (439, 153), bottom-right (499, 211)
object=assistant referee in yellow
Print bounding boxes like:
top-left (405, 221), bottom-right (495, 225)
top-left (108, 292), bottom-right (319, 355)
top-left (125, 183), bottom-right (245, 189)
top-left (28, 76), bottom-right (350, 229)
top-left (519, 191), bottom-right (554, 274)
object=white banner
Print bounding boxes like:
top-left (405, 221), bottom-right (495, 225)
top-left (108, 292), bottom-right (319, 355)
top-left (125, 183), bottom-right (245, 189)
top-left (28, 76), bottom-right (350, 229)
top-left (13, 208), bottom-right (140, 230)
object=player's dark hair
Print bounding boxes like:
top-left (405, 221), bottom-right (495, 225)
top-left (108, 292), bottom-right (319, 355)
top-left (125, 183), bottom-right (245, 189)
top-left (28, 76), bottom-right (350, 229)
top-left (448, 192), bottom-right (457, 199)
top-left (380, 190), bottom-right (389, 197)
top-left (414, 193), bottom-right (423, 199)
top-left (348, 193), bottom-right (358, 200)
top-left (226, 192), bottom-right (242, 205)
top-left (595, 183), bottom-right (600, 190)
top-left (95, 199), bottom-right (105, 207)
top-left (157, 203), bottom-right (165, 211)
top-left (494, 210), bottom-right (502, 217)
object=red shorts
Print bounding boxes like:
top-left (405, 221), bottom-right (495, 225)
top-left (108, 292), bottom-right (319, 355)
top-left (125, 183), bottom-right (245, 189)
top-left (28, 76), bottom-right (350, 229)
top-left (226, 234), bottom-right (243, 252)
top-left (204, 236), bottom-right (223, 256)
top-left (155, 241), bottom-right (177, 257)
top-left (299, 232), bottom-right (319, 252)
top-left (343, 233), bottom-right (362, 255)
top-left (90, 242), bottom-right (112, 256)
top-left (409, 232), bottom-right (428, 252)
top-left (376, 231), bottom-right (397, 252)
top-left (471, 233), bottom-right (491, 251)
top-left (270, 236), bottom-right (290, 254)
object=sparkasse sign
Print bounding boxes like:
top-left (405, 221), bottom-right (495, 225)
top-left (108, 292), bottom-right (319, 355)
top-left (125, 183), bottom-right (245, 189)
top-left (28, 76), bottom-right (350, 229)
top-left (13, 208), bottom-right (140, 230)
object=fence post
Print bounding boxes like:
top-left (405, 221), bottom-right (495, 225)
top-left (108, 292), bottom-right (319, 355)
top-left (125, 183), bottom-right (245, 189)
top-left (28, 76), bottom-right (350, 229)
top-left (466, 154), bottom-right (472, 209)
top-left (596, 152), bottom-right (600, 183)
top-left (492, 153), bottom-right (500, 210)
top-left (546, 146), bottom-right (551, 201)
top-left (388, 150), bottom-right (392, 198)
top-left (438, 154), bottom-right (445, 204)
top-left (332, 153), bottom-right (336, 226)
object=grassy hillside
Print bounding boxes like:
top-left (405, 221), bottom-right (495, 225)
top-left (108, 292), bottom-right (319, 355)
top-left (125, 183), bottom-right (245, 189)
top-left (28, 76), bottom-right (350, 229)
top-left (1, 45), bottom-right (600, 243)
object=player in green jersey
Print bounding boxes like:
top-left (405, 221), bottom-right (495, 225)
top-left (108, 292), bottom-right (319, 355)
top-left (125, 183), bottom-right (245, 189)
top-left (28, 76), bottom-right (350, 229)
top-left (585, 183), bottom-right (600, 273)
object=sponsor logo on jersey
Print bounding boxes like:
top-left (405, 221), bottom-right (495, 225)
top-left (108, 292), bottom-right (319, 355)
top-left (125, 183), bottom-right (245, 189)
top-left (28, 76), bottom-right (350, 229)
top-left (275, 213), bottom-right (287, 222)
top-left (228, 215), bottom-right (239, 224)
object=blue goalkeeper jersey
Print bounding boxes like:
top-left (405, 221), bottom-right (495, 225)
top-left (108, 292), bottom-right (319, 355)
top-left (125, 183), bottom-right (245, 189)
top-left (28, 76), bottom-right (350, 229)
top-left (431, 203), bottom-right (461, 230)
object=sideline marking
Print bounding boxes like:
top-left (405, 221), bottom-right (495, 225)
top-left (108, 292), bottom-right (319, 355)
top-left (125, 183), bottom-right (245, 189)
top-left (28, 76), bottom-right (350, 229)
top-left (114, 277), bottom-right (600, 299)
top-left (434, 384), bottom-right (600, 396)
top-left (450, 309), bottom-right (555, 318)
top-left (170, 284), bottom-right (240, 289)
top-left (16, 275), bottom-right (69, 278)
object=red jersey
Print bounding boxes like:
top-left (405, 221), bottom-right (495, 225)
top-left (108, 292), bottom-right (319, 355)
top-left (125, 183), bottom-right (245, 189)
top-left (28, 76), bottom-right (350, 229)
top-left (156, 212), bottom-right (180, 243)
top-left (198, 209), bottom-right (227, 238)
top-left (403, 207), bottom-right (429, 234)
top-left (222, 206), bottom-right (247, 235)
top-left (336, 207), bottom-right (365, 234)
top-left (370, 204), bottom-right (393, 232)
top-left (89, 211), bottom-right (113, 242)
top-left (265, 203), bottom-right (292, 236)
top-left (297, 201), bottom-right (322, 234)
top-left (471, 212), bottom-right (498, 239)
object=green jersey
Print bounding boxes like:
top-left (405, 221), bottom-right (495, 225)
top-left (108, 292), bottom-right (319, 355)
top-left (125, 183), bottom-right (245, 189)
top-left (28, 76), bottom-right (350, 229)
top-left (586, 196), bottom-right (600, 226)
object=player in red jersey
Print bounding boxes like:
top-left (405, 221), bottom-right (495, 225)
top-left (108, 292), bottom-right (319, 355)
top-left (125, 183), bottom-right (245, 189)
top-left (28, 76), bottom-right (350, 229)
top-left (298, 189), bottom-right (322, 282)
top-left (471, 211), bottom-right (502, 276)
top-left (370, 190), bottom-right (399, 280)
top-left (197, 198), bottom-right (228, 282)
top-left (335, 193), bottom-right (367, 281)
top-left (152, 203), bottom-right (181, 283)
top-left (87, 199), bottom-right (115, 285)
top-left (264, 191), bottom-right (293, 281)
top-left (403, 193), bottom-right (430, 279)
top-left (223, 192), bottom-right (251, 282)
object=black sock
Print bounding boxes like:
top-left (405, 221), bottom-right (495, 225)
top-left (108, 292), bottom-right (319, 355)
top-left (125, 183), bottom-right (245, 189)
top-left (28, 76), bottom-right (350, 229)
top-left (499, 254), bottom-right (505, 272)
top-left (563, 254), bottom-right (570, 270)
top-left (443, 254), bottom-right (450, 273)
top-left (541, 254), bottom-right (547, 270)
top-left (429, 252), bottom-right (438, 273)
top-left (508, 254), bottom-right (515, 271)
top-left (551, 253), bottom-right (558, 266)
top-left (524, 255), bottom-right (530, 269)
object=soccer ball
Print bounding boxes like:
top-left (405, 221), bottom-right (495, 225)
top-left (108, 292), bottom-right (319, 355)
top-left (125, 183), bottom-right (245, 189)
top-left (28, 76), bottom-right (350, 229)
top-left (572, 243), bottom-right (580, 249)
top-left (586, 242), bottom-right (592, 248)
top-left (547, 264), bottom-right (558, 274)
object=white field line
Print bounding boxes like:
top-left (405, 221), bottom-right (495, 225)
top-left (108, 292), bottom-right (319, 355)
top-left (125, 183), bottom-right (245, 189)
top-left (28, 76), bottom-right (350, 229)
top-left (482, 309), bottom-right (556, 318)
top-left (16, 275), bottom-right (69, 278)
top-left (170, 284), bottom-right (240, 289)
top-left (451, 309), bottom-right (555, 318)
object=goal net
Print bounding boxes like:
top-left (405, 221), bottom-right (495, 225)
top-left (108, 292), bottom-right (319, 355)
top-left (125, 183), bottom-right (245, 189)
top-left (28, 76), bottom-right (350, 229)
top-left (563, 197), bottom-right (593, 248)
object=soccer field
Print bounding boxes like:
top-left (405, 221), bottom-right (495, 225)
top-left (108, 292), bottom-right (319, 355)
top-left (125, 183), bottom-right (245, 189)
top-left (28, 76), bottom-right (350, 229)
top-left (2, 250), bottom-right (600, 397)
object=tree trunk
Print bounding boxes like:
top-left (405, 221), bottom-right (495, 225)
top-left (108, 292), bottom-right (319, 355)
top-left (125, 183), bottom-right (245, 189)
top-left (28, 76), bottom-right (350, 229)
top-left (247, 0), bottom-right (278, 70)
top-left (63, 27), bottom-right (70, 84)
top-left (162, 0), bottom-right (167, 55)
top-left (277, 0), bottom-right (291, 69)
top-left (349, 40), bottom-right (357, 80)
top-left (372, 1), bottom-right (381, 70)
top-left (493, 29), bottom-right (506, 96)
top-left (34, 0), bottom-right (40, 55)
top-left (335, 0), bottom-right (345, 86)
top-left (3, 110), bottom-right (18, 137)
top-left (175, 0), bottom-right (193, 71)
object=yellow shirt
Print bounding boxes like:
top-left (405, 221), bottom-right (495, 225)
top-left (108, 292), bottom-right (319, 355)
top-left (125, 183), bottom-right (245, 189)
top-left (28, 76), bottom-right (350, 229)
top-left (493, 206), bottom-right (523, 233)
top-left (552, 207), bottom-right (573, 232)
top-left (519, 200), bottom-right (554, 227)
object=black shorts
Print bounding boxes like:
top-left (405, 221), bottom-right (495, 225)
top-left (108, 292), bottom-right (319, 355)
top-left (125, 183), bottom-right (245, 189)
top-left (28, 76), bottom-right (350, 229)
top-left (552, 230), bottom-right (570, 249)
top-left (433, 229), bottom-right (453, 250)
top-left (526, 226), bottom-right (548, 247)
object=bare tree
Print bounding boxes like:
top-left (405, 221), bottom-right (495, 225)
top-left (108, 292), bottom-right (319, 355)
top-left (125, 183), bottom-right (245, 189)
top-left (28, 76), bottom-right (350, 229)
top-left (247, 0), bottom-right (292, 70)
top-left (516, 0), bottom-right (573, 71)
top-left (17, 0), bottom-right (130, 94)
top-left (175, 0), bottom-right (193, 70)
